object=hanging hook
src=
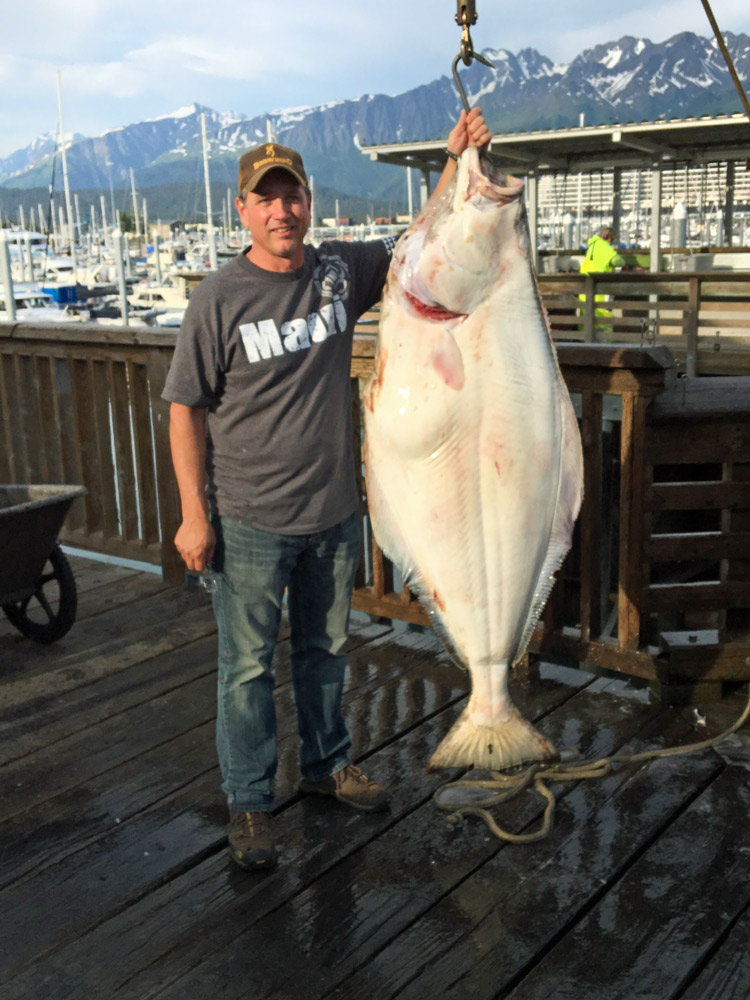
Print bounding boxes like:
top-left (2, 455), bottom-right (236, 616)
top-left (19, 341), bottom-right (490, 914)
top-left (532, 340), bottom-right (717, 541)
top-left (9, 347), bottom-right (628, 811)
top-left (455, 1), bottom-right (478, 65)
top-left (452, 1), bottom-right (494, 112)
top-left (452, 50), bottom-right (494, 113)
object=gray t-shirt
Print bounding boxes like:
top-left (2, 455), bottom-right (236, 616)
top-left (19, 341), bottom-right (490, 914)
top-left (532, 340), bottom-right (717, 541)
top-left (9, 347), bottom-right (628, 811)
top-left (162, 239), bottom-right (393, 534)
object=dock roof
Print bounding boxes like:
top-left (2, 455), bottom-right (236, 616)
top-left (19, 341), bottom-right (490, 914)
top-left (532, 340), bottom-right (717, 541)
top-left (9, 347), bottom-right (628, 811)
top-left (362, 112), bottom-right (750, 176)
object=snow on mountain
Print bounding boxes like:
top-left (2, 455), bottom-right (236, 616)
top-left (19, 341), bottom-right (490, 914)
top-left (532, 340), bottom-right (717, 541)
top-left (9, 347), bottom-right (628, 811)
top-left (0, 30), bottom-right (747, 206)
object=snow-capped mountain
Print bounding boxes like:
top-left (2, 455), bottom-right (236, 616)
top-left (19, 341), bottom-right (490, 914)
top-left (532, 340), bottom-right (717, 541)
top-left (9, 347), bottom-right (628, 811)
top-left (1, 31), bottom-right (747, 216)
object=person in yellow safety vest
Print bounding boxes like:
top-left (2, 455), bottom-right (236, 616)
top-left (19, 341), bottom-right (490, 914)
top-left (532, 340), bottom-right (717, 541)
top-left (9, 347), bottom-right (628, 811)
top-left (579, 226), bottom-right (625, 336)
top-left (581, 226), bottom-right (625, 275)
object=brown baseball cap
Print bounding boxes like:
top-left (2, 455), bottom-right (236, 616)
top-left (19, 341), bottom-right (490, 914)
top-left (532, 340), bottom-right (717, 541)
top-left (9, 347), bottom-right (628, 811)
top-left (237, 142), bottom-right (308, 196)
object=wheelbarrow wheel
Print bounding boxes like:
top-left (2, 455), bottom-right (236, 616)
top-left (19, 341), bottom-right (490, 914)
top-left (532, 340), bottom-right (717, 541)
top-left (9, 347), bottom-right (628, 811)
top-left (2, 543), bottom-right (78, 643)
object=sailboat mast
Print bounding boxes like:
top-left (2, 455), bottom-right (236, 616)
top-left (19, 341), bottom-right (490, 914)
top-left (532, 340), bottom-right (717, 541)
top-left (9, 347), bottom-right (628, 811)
top-left (130, 168), bottom-right (141, 240)
top-left (56, 69), bottom-right (77, 276)
top-left (201, 113), bottom-right (218, 270)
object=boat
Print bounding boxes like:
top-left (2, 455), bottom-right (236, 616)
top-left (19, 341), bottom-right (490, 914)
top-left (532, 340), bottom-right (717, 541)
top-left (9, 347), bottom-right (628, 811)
top-left (0, 284), bottom-right (88, 323)
top-left (127, 277), bottom-right (188, 328)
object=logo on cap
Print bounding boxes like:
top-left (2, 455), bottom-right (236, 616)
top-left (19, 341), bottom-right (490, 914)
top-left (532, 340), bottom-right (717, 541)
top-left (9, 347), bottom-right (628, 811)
top-left (238, 142), bottom-right (307, 196)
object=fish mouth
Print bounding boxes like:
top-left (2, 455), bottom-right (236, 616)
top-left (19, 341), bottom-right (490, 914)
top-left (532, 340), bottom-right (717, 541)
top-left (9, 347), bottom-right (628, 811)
top-left (403, 289), bottom-right (466, 323)
top-left (467, 167), bottom-right (524, 205)
top-left (457, 149), bottom-right (524, 209)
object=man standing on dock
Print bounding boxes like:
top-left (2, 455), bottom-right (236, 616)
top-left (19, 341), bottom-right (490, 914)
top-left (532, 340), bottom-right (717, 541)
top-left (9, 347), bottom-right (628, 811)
top-left (579, 225), bottom-right (626, 335)
top-left (162, 108), bottom-right (492, 871)
top-left (580, 226), bottom-right (626, 276)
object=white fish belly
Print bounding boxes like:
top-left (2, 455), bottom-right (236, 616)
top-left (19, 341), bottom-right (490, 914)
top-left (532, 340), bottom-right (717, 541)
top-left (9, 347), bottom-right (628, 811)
top-left (364, 254), bottom-right (582, 769)
top-left (368, 264), bottom-right (563, 662)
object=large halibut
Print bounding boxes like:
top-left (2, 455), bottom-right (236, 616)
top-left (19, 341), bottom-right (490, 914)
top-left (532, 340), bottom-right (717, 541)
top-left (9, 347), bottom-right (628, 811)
top-left (363, 146), bottom-right (584, 771)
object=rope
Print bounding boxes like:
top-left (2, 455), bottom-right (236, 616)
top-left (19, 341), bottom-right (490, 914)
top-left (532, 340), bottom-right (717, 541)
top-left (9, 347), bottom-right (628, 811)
top-left (434, 684), bottom-right (750, 843)
top-left (701, 0), bottom-right (750, 122)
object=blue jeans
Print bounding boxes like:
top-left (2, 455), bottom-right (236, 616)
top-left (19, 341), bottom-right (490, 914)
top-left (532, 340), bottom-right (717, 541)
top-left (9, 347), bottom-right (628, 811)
top-left (211, 511), bottom-right (359, 812)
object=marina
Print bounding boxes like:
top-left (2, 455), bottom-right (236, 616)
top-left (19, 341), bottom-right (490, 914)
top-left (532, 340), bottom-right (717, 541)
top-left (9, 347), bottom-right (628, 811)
top-left (3, 110), bottom-right (750, 331)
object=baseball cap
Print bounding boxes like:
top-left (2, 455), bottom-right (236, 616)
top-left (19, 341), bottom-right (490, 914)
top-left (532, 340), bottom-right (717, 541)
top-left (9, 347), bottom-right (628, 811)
top-left (237, 143), bottom-right (308, 196)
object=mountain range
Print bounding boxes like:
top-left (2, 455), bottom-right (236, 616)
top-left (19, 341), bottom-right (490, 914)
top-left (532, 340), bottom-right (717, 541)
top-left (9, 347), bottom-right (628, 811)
top-left (1, 30), bottom-right (748, 224)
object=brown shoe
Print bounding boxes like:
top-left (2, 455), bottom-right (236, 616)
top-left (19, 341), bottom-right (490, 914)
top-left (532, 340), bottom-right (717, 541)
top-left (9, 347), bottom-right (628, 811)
top-left (227, 811), bottom-right (277, 870)
top-left (299, 764), bottom-right (389, 812)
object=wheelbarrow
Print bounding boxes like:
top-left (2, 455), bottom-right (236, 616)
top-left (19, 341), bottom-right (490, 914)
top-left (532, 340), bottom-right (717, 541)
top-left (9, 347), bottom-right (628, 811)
top-left (0, 484), bottom-right (87, 643)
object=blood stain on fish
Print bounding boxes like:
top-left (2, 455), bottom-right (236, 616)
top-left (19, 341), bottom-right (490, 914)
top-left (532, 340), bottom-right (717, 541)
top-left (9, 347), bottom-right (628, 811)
top-left (431, 346), bottom-right (465, 390)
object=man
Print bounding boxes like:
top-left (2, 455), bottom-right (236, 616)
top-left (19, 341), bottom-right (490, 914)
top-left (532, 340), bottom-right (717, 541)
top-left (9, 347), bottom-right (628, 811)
top-left (580, 226), bottom-right (625, 275)
top-left (579, 226), bottom-right (626, 335)
top-left (162, 107), bottom-right (492, 871)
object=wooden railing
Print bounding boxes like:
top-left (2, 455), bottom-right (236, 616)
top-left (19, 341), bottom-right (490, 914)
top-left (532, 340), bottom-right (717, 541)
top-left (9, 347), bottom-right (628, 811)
top-left (0, 323), bottom-right (182, 579)
top-left (539, 271), bottom-right (750, 377)
top-left (352, 339), bottom-right (670, 674)
top-left (639, 377), bottom-right (750, 695)
top-left (2, 310), bottom-right (748, 692)
top-left (351, 337), bottom-right (750, 693)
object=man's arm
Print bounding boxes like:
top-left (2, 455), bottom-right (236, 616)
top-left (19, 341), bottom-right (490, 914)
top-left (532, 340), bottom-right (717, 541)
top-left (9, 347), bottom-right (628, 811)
top-left (169, 402), bottom-right (216, 572)
top-left (432, 107), bottom-right (493, 201)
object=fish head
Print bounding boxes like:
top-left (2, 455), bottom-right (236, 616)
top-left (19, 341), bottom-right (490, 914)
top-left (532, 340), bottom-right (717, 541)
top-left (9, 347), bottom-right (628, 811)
top-left (392, 147), bottom-right (525, 319)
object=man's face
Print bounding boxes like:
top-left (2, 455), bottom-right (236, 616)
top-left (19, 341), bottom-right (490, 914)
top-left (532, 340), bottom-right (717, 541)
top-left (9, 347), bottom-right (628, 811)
top-left (236, 168), bottom-right (311, 271)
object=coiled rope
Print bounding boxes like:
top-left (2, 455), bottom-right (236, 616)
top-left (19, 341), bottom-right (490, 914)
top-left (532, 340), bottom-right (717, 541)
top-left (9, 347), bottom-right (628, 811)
top-left (433, 685), bottom-right (750, 843)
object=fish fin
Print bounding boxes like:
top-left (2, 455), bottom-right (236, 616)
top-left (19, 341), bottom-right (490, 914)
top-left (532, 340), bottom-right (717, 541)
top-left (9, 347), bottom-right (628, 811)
top-left (428, 704), bottom-right (557, 771)
top-left (512, 385), bottom-right (585, 666)
top-left (404, 575), bottom-right (468, 672)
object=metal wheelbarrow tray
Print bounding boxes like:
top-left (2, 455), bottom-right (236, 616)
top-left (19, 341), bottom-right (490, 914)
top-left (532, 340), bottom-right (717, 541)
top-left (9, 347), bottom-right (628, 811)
top-left (0, 484), bottom-right (87, 643)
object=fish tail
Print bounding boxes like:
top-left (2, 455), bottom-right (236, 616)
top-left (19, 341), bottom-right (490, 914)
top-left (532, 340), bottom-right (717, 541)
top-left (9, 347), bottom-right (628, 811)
top-left (428, 705), bottom-right (557, 772)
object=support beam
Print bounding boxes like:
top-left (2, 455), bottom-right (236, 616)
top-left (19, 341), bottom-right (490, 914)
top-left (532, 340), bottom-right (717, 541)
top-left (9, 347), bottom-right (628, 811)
top-left (724, 160), bottom-right (735, 247)
top-left (526, 171), bottom-right (539, 272)
top-left (612, 167), bottom-right (622, 242)
top-left (0, 232), bottom-right (16, 321)
top-left (650, 163), bottom-right (663, 272)
top-left (612, 130), bottom-right (681, 160)
top-left (419, 169), bottom-right (431, 210)
top-left (490, 144), bottom-right (568, 170)
top-left (371, 150), bottom-right (446, 175)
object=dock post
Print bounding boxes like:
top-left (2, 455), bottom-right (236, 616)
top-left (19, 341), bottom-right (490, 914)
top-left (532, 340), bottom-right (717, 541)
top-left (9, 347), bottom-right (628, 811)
top-left (153, 233), bottom-right (162, 283)
top-left (0, 232), bottom-right (16, 321)
top-left (526, 170), bottom-right (539, 273)
top-left (113, 229), bottom-right (129, 327)
top-left (649, 163), bottom-right (663, 272)
top-left (724, 160), bottom-right (735, 247)
top-left (419, 169), bottom-right (431, 210)
top-left (612, 167), bottom-right (622, 243)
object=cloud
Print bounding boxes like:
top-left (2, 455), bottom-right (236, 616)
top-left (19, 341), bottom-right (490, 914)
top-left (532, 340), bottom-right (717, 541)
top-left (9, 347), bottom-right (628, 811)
top-left (1, 0), bottom-right (748, 158)
top-left (123, 36), bottom-right (291, 82)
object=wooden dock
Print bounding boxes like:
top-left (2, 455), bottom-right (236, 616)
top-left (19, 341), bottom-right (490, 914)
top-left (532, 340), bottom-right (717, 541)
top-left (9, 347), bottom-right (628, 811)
top-left (1, 556), bottom-right (749, 1000)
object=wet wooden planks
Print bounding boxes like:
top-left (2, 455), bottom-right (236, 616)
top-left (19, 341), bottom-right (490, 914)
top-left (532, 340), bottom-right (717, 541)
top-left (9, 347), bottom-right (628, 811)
top-left (0, 556), bottom-right (748, 999)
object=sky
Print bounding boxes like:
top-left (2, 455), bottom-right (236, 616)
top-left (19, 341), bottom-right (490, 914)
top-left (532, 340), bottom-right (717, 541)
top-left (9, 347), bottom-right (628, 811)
top-left (1, 0), bottom-right (749, 158)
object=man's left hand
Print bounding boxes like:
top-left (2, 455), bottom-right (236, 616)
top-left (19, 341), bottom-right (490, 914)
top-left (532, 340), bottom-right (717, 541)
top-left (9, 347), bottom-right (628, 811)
top-left (447, 107), bottom-right (492, 157)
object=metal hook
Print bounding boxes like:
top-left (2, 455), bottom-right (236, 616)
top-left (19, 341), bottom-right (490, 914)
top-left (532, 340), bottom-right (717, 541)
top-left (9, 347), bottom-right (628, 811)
top-left (451, 50), bottom-right (494, 113)
top-left (453, 52), bottom-right (494, 114)
top-left (452, 2), bottom-right (493, 112)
